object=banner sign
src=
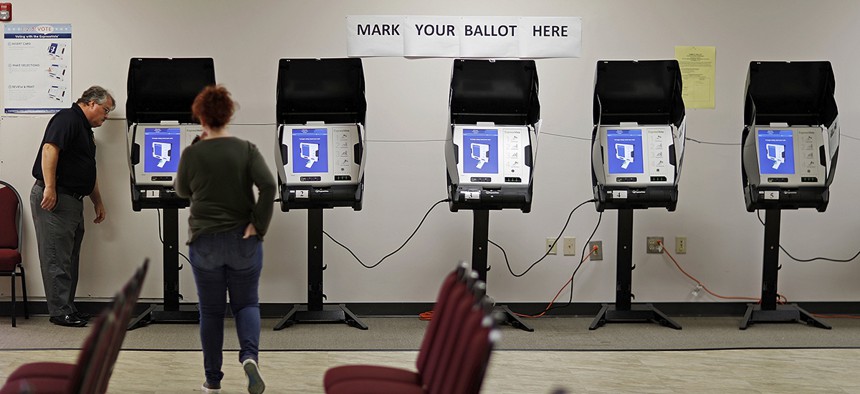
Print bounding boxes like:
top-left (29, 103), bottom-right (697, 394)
top-left (347, 16), bottom-right (581, 58)
top-left (403, 16), bottom-right (460, 57)
top-left (4, 23), bottom-right (72, 113)
top-left (459, 16), bottom-right (520, 58)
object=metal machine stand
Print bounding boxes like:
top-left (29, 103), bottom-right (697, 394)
top-left (589, 209), bottom-right (681, 330)
top-left (739, 209), bottom-right (830, 330)
top-left (274, 208), bottom-right (367, 330)
top-left (472, 209), bottom-right (533, 332)
top-left (128, 208), bottom-right (199, 330)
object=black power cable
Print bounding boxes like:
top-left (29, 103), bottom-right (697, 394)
top-left (545, 209), bottom-right (603, 312)
top-left (324, 198), bottom-right (451, 269)
top-left (685, 137), bottom-right (739, 146)
top-left (756, 210), bottom-right (860, 263)
top-left (156, 208), bottom-right (191, 266)
top-left (490, 198), bottom-right (596, 278)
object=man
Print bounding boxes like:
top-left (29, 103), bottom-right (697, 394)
top-left (30, 86), bottom-right (114, 327)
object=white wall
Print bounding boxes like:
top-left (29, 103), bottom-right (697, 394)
top-left (2, 0), bottom-right (860, 305)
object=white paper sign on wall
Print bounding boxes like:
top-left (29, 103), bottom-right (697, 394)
top-left (404, 16), bottom-right (460, 58)
top-left (346, 15), bottom-right (405, 57)
top-left (458, 16), bottom-right (520, 58)
top-left (519, 17), bottom-right (582, 58)
top-left (347, 15), bottom-right (582, 59)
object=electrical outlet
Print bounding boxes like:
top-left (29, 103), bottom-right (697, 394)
top-left (563, 237), bottom-right (576, 256)
top-left (646, 236), bottom-right (664, 254)
top-left (546, 238), bottom-right (558, 255)
top-left (588, 241), bottom-right (603, 261)
top-left (675, 236), bottom-right (687, 254)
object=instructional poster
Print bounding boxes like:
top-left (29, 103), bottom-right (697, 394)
top-left (675, 46), bottom-right (715, 109)
top-left (4, 24), bottom-right (72, 113)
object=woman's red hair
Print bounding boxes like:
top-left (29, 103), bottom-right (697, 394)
top-left (192, 85), bottom-right (234, 129)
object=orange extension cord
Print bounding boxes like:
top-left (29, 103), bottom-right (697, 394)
top-left (658, 240), bottom-right (859, 319)
top-left (420, 242), bottom-right (860, 321)
top-left (513, 246), bottom-right (596, 319)
top-left (657, 240), bottom-right (760, 302)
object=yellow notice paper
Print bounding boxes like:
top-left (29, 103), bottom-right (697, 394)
top-left (675, 46), bottom-right (716, 109)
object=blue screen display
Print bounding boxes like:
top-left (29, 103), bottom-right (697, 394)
top-left (757, 130), bottom-right (795, 175)
top-left (291, 128), bottom-right (329, 174)
top-left (606, 129), bottom-right (644, 174)
top-left (144, 127), bottom-right (181, 173)
top-left (462, 129), bottom-right (499, 174)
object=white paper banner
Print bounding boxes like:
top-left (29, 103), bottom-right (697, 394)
top-left (4, 23), bottom-right (73, 113)
top-left (459, 16), bottom-right (520, 58)
top-left (346, 15), bottom-right (404, 57)
top-left (404, 16), bottom-right (460, 57)
top-left (519, 17), bottom-right (582, 58)
top-left (347, 15), bottom-right (582, 59)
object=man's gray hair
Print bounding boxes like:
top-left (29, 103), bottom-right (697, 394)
top-left (76, 86), bottom-right (115, 111)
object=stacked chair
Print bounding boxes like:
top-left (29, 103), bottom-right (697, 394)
top-left (324, 262), bottom-right (500, 394)
top-left (0, 180), bottom-right (28, 327)
top-left (0, 259), bottom-right (149, 394)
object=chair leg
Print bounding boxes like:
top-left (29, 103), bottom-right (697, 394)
top-left (19, 264), bottom-right (28, 319)
top-left (10, 271), bottom-right (16, 327)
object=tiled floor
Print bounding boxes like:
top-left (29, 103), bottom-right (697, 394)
top-left (2, 348), bottom-right (859, 393)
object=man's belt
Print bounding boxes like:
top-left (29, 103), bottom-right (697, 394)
top-left (34, 179), bottom-right (85, 201)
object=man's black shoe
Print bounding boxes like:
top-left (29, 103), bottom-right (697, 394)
top-left (49, 314), bottom-right (87, 327)
top-left (74, 311), bottom-right (95, 321)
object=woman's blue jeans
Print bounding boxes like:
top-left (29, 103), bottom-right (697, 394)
top-left (189, 226), bottom-right (262, 384)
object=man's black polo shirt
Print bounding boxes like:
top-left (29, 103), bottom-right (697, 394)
top-left (32, 104), bottom-right (97, 196)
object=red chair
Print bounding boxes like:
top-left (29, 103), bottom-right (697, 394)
top-left (0, 260), bottom-right (149, 394)
top-left (439, 302), bottom-right (498, 394)
top-left (324, 263), bottom-right (469, 390)
top-left (324, 263), bottom-right (498, 394)
top-left (94, 260), bottom-right (149, 393)
top-left (0, 180), bottom-right (28, 327)
top-left (0, 312), bottom-right (113, 394)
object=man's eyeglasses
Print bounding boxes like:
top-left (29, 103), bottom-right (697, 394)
top-left (93, 101), bottom-right (111, 115)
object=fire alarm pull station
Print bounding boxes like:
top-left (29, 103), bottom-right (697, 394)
top-left (0, 3), bottom-right (11, 22)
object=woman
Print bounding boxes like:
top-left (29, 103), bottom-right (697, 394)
top-left (175, 85), bottom-right (275, 394)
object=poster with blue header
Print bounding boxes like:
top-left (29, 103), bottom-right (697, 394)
top-left (607, 129), bottom-right (644, 174)
top-left (757, 129), bottom-right (795, 175)
top-left (4, 24), bottom-right (72, 113)
top-left (463, 129), bottom-right (499, 174)
top-left (292, 128), bottom-right (329, 173)
top-left (144, 128), bottom-right (181, 173)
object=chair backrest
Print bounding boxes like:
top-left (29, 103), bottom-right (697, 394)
top-left (432, 302), bottom-right (486, 394)
top-left (95, 259), bottom-right (149, 394)
top-left (66, 311), bottom-right (114, 394)
top-left (454, 318), bottom-right (498, 394)
top-left (0, 181), bottom-right (22, 251)
top-left (63, 259), bottom-right (149, 394)
top-left (416, 262), bottom-right (468, 372)
top-left (78, 305), bottom-right (120, 394)
top-left (421, 272), bottom-right (481, 390)
top-left (426, 282), bottom-right (497, 394)
top-left (430, 294), bottom-right (498, 394)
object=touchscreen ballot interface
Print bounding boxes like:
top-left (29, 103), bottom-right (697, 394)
top-left (293, 128), bottom-right (328, 173)
top-left (454, 126), bottom-right (530, 186)
top-left (754, 127), bottom-right (825, 187)
top-left (601, 126), bottom-right (674, 186)
top-left (144, 127), bottom-right (180, 173)
top-left (463, 129), bottom-right (499, 174)
top-left (280, 124), bottom-right (360, 186)
top-left (131, 124), bottom-right (202, 186)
